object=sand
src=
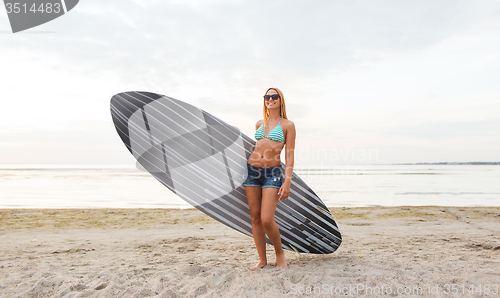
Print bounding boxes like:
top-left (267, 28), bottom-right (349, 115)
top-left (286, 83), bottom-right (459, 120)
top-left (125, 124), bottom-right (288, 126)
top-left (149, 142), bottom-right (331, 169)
top-left (0, 207), bottom-right (499, 297)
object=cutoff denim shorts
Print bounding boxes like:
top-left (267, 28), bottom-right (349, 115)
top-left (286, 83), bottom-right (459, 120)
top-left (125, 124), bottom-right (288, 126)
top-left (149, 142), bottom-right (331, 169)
top-left (242, 163), bottom-right (284, 189)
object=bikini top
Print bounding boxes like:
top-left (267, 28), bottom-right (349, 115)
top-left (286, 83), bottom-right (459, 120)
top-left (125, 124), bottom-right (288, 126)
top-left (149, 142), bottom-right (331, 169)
top-left (255, 117), bottom-right (284, 143)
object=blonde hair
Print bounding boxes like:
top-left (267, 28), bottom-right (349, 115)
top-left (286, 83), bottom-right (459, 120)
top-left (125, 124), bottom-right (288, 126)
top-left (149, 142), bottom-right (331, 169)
top-left (263, 87), bottom-right (288, 127)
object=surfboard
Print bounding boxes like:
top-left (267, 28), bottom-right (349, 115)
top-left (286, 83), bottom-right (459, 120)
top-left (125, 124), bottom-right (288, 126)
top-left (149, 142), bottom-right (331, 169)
top-left (110, 91), bottom-right (341, 254)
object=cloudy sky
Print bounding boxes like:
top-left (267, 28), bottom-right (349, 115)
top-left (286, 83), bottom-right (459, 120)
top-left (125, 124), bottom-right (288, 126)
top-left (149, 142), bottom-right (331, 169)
top-left (0, 0), bottom-right (499, 166)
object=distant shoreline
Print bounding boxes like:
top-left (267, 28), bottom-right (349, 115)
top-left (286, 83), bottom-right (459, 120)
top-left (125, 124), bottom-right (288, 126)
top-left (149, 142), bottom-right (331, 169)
top-left (1, 206), bottom-right (499, 230)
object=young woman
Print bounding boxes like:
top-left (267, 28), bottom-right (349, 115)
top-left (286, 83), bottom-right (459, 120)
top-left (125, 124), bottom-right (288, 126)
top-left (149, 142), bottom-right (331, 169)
top-left (243, 87), bottom-right (296, 270)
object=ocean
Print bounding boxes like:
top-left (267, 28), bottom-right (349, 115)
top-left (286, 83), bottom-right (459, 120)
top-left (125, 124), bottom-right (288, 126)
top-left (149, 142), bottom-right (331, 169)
top-left (0, 164), bottom-right (498, 208)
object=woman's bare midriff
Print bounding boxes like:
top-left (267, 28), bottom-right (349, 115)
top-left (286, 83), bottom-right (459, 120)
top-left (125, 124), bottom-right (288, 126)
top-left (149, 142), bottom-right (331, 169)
top-left (248, 138), bottom-right (284, 168)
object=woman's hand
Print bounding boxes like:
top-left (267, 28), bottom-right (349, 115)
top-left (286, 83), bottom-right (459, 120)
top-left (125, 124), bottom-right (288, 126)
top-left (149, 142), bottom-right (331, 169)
top-left (278, 181), bottom-right (291, 201)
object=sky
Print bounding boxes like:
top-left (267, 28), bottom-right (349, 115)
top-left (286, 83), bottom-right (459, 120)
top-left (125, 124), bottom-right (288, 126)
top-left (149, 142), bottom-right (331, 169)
top-left (0, 0), bottom-right (499, 167)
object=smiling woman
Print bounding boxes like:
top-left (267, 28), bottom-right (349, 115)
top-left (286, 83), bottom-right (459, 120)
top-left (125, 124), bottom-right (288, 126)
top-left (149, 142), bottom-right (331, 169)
top-left (243, 87), bottom-right (296, 270)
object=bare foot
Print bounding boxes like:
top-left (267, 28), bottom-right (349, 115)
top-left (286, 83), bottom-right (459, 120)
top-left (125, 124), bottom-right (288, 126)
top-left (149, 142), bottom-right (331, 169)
top-left (276, 253), bottom-right (287, 268)
top-left (250, 261), bottom-right (267, 271)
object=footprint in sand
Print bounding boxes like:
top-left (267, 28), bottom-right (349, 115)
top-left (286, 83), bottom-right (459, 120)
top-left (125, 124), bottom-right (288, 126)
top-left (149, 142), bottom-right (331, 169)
top-left (182, 264), bottom-right (209, 277)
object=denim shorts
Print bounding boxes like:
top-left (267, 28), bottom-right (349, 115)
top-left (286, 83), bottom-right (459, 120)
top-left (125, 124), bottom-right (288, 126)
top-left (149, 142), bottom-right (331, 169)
top-left (242, 163), bottom-right (284, 189)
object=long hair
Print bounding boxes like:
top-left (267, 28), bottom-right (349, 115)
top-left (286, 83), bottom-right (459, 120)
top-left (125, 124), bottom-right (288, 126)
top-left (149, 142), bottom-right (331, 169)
top-left (263, 87), bottom-right (288, 128)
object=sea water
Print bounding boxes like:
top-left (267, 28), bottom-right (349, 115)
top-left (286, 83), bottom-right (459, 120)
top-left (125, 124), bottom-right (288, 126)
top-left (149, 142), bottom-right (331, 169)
top-left (0, 164), bottom-right (498, 208)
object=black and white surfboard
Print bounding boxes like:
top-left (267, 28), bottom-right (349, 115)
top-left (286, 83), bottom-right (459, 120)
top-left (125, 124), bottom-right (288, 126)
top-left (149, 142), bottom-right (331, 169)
top-left (110, 91), bottom-right (341, 254)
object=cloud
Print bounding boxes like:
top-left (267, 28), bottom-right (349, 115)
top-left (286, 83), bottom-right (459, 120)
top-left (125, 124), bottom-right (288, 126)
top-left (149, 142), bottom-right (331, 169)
top-left (381, 120), bottom-right (500, 139)
top-left (0, 121), bottom-right (133, 164)
top-left (1, 0), bottom-right (500, 164)
top-left (3, 0), bottom-right (499, 88)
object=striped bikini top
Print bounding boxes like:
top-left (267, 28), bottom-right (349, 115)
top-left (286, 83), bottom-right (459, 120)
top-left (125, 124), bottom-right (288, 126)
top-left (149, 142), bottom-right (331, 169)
top-left (255, 117), bottom-right (284, 143)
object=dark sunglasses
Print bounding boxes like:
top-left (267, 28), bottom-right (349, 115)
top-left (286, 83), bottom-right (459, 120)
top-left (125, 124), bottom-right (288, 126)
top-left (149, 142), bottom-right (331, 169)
top-left (263, 94), bottom-right (280, 101)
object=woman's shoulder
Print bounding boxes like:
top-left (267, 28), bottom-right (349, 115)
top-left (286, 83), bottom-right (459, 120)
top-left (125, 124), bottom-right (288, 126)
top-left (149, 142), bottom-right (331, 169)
top-left (281, 118), bottom-right (295, 130)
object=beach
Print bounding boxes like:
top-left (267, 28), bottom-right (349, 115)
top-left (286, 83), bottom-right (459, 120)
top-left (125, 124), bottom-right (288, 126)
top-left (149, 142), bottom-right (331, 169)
top-left (1, 207), bottom-right (499, 297)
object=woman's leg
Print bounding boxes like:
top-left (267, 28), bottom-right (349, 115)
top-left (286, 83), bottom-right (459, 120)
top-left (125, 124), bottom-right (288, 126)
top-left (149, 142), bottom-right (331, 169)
top-left (261, 187), bottom-right (287, 268)
top-left (244, 186), bottom-right (267, 270)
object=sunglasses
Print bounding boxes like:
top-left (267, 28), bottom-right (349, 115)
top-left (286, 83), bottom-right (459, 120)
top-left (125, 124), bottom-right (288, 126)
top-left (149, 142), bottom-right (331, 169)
top-left (263, 94), bottom-right (280, 101)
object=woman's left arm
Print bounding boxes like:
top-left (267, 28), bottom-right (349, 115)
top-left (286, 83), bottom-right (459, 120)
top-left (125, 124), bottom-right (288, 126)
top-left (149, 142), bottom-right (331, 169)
top-left (279, 121), bottom-right (296, 201)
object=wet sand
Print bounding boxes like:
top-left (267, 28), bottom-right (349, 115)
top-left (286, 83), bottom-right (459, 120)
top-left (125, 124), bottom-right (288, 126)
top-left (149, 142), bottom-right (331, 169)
top-left (0, 207), bottom-right (499, 297)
